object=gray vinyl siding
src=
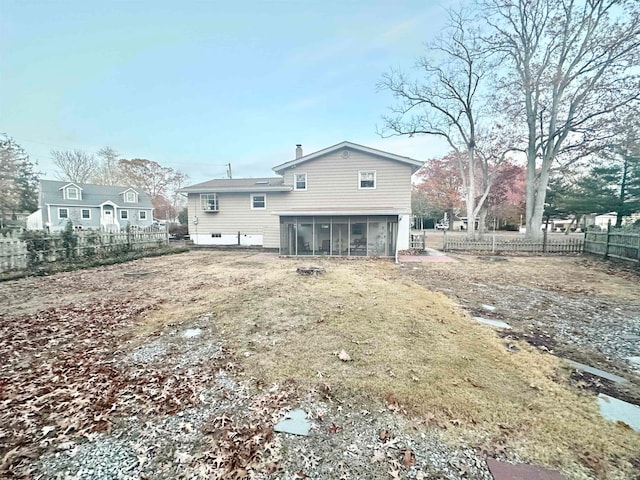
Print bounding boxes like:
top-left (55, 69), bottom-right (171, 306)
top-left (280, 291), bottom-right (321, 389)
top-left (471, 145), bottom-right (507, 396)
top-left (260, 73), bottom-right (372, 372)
top-left (45, 204), bottom-right (153, 231)
top-left (187, 192), bottom-right (290, 248)
top-left (281, 150), bottom-right (412, 212)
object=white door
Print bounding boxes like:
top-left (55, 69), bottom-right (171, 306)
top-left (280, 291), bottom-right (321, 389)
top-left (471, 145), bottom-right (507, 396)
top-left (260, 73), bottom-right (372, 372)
top-left (104, 209), bottom-right (113, 224)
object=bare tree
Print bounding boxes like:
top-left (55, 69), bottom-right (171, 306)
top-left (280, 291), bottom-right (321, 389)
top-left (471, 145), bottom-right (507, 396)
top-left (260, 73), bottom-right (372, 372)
top-left (379, 10), bottom-right (508, 239)
top-left (118, 158), bottom-right (179, 199)
top-left (484, 0), bottom-right (640, 238)
top-left (169, 171), bottom-right (188, 223)
top-left (51, 149), bottom-right (98, 183)
top-left (92, 146), bottom-right (126, 185)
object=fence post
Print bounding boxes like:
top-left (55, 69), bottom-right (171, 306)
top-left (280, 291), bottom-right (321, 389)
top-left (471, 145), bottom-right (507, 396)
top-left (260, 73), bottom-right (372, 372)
top-left (604, 220), bottom-right (611, 259)
top-left (442, 230), bottom-right (446, 251)
top-left (543, 228), bottom-right (548, 253)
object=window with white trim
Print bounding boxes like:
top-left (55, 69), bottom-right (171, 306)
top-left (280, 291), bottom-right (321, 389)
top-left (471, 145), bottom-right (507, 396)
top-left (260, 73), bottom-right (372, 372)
top-left (124, 191), bottom-right (137, 203)
top-left (81, 209), bottom-right (91, 219)
top-left (201, 194), bottom-right (218, 212)
top-left (359, 170), bottom-right (376, 189)
top-left (66, 187), bottom-right (80, 200)
top-left (294, 173), bottom-right (307, 191)
top-left (139, 211), bottom-right (147, 220)
top-left (251, 194), bottom-right (266, 209)
top-left (120, 210), bottom-right (129, 220)
top-left (58, 208), bottom-right (68, 219)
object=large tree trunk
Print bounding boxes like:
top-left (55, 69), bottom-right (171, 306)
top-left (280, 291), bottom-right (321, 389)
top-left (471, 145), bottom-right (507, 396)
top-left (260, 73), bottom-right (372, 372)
top-left (478, 207), bottom-right (488, 240)
top-left (465, 147), bottom-right (476, 240)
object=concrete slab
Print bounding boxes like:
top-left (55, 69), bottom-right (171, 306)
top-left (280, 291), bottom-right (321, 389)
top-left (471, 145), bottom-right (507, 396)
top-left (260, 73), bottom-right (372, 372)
top-left (486, 458), bottom-right (565, 480)
top-left (626, 356), bottom-right (640, 368)
top-left (597, 394), bottom-right (640, 431)
top-left (562, 359), bottom-right (627, 384)
top-left (183, 328), bottom-right (203, 338)
top-left (274, 409), bottom-right (311, 436)
top-left (474, 317), bottom-right (512, 329)
top-left (620, 334), bottom-right (640, 340)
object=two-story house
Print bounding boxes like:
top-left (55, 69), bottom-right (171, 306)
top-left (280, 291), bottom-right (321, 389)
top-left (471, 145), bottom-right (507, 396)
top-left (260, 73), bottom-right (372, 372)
top-left (27, 180), bottom-right (155, 232)
top-left (181, 141), bottom-right (423, 256)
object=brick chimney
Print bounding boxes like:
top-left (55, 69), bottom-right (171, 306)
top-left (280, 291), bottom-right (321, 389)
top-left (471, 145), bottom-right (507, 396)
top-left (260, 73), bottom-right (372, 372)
top-left (295, 144), bottom-right (303, 159)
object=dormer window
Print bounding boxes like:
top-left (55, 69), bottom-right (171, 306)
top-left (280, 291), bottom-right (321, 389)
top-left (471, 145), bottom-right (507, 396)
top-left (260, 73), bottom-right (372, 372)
top-left (65, 186), bottom-right (80, 200)
top-left (124, 191), bottom-right (137, 203)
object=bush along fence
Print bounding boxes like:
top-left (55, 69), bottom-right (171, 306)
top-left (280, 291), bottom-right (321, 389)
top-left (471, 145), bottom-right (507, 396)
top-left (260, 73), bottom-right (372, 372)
top-left (442, 230), bottom-right (584, 254)
top-left (584, 228), bottom-right (640, 265)
top-left (0, 223), bottom-right (169, 275)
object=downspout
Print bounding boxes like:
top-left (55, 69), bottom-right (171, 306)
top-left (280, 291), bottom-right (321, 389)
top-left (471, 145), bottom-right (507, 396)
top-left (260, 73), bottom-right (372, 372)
top-left (395, 215), bottom-right (401, 264)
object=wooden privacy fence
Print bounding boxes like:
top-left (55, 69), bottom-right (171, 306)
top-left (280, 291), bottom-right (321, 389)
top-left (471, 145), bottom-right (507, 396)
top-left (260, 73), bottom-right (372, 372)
top-left (443, 233), bottom-right (584, 254)
top-left (0, 228), bottom-right (169, 274)
top-left (584, 230), bottom-right (640, 264)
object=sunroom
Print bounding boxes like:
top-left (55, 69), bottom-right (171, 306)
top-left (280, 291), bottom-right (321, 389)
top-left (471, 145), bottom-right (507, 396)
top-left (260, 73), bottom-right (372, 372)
top-left (279, 215), bottom-right (398, 257)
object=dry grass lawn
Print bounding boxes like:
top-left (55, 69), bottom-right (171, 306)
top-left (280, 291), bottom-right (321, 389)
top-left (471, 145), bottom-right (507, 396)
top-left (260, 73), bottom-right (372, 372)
top-left (134, 253), bottom-right (640, 478)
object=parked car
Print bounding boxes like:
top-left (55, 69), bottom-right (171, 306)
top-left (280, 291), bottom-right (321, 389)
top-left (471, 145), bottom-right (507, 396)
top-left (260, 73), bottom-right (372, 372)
top-left (435, 222), bottom-right (449, 230)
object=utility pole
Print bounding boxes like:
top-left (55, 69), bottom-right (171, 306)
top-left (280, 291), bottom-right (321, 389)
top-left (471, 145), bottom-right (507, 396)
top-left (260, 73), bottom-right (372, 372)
top-left (226, 163), bottom-right (232, 179)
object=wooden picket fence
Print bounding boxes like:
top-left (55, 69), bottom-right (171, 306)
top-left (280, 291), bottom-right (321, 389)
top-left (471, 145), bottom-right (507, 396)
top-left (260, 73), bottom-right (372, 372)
top-left (584, 230), bottom-right (640, 264)
top-left (0, 228), bottom-right (169, 274)
top-left (443, 232), bottom-right (584, 254)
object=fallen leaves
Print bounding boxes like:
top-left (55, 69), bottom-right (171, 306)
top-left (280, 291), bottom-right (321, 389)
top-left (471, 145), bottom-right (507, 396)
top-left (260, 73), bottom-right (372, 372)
top-left (0, 300), bottom-right (227, 477)
top-left (402, 448), bottom-right (416, 467)
top-left (327, 423), bottom-right (342, 433)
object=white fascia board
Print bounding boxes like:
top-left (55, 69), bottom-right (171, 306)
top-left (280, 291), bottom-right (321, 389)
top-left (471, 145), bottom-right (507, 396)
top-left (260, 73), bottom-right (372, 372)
top-left (272, 141), bottom-right (424, 174)
top-left (272, 209), bottom-right (408, 216)
top-left (184, 186), bottom-right (292, 193)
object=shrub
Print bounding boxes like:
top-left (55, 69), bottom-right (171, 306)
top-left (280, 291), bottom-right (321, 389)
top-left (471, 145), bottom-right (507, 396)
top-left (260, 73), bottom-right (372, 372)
top-left (169, 223), bottom-right (189, 239)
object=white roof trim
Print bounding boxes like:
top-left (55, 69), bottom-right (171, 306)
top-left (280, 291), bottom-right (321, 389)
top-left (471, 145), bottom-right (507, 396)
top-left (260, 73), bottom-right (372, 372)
top-left (59, 182), bottom-right (83, 191)
top-left (272, 141), bottom-right (424, 174)
top-left (184, 186), bottom-right (292, 193)
top-left (119, 188), bottom-right (139, 195)
top-left (272, 209), bottom-right (408, 216)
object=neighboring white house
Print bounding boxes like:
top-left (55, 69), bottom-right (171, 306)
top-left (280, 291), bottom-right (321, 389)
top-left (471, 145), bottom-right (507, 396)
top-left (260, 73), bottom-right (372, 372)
top-left (181, 141), bottom-right (424, 257)
top-left (27, 180), bottom-right (155, 232)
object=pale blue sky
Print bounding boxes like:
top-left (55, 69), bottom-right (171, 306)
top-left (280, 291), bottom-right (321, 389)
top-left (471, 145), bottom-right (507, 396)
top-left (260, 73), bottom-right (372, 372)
top-left (2, 0), bottom-right (452, 184)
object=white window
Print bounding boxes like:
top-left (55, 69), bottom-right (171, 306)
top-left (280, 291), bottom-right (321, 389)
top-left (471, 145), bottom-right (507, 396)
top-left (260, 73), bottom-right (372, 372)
top-left (359, 170), bottom-right (376, 189)
top-left (58, 208), bottom-right (68, 219)
top-left (120, 210), bottom-right (128, 220)
top-left (294, 173), bottom-right (307, 191)
top-left (66, 187), bottom-right (79, 200)
top-left (139, 211), bottom-right (147, 220)
top-left (251, 194), bottom-right (266, 209)
top-left (81, 209), bottom-right (91, 219)
top-left (124, 191), bottom-right (137, 203)
top-left (201, 194), bottom-right (218, 212)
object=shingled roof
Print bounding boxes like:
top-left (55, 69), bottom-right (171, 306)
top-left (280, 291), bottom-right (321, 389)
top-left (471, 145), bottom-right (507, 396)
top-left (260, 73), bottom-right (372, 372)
top-left (180, 177), bottom-right (291, 193)
top-left (39, 180), bottom-right (154, 209)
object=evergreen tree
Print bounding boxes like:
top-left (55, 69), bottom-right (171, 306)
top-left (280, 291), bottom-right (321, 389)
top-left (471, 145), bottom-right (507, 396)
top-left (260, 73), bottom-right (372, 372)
top-left (0, 135), bottom-right (39, 220)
